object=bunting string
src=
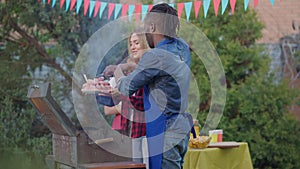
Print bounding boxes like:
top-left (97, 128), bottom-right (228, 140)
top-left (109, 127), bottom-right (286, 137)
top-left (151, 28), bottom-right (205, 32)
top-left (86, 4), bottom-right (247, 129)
top-left (39, 0), bottom-right (280, 21)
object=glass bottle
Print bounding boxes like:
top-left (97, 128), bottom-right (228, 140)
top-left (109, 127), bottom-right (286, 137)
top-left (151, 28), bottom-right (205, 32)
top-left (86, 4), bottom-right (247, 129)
top-left (190, 119), bottom-right (201, 138)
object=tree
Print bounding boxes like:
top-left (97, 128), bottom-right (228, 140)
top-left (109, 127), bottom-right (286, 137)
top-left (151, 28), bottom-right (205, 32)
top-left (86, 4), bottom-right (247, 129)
top-left (0, 0), bottom-right (110, 157)
top-left (187, 1), bottom-right (300, 169)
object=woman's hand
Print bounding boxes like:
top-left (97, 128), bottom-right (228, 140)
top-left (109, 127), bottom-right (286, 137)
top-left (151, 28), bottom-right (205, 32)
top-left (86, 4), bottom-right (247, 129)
top-left (81, 77), bottom-right (113, 95)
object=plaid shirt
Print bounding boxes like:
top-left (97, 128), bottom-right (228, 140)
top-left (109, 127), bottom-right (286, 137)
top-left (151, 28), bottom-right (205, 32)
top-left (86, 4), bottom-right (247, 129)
top-left (120, 88), bottom-right (146, 138)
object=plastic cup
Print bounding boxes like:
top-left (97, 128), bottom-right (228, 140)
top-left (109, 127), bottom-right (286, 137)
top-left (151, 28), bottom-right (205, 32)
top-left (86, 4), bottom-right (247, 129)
top-left (215, 129), bottom-right (223, 142)
top-left (209, 130), bottom-right (218, 143)
top-left (209, 129), bottom-right (223, 142)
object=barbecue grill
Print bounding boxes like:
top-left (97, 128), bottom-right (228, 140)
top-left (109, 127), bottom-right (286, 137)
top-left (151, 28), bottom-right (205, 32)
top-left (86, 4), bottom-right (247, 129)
top-left (27, 82), bottom-right (146, 169)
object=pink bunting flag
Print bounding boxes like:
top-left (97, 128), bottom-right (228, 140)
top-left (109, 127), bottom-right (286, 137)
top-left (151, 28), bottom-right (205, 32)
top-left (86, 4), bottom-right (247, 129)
top-left (83, 0), bottom-right (90, 16)
top-left (177, 3), bottom-right (184, 19)
top-left (93, 1), bottom-right (100, 17)
top-left (70, 0), bottom-right (76, 10)
top-left (230, 0), bottom-right (236, 14)
top-left (122, 4), bottom-right (128, 18)
top-left (254, 0), bottom-right (258, 8)
top-left (60, 0), bottom-right (65, 8)
top-left (213, 0), bottom-right (221, 16)
top-left (135, 4), bottom-right (141, 21)
top-left (194, 1), bottom-right (202, 18)
top-left (108, 3), bottom-right (115, 19)
top-left (148, 4), bottom-right (153, 12)
top-left (48, 0), bottom-right (51, 4)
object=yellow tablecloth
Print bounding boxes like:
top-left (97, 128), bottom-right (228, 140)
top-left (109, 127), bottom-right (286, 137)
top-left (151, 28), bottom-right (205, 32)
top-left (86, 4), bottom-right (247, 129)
top-left (183, 142), bottom-right (253, 169)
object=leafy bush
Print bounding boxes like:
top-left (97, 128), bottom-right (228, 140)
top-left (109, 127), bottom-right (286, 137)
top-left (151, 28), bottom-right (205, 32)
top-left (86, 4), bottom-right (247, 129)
top-left (191, 1), bottom-right (300, 168)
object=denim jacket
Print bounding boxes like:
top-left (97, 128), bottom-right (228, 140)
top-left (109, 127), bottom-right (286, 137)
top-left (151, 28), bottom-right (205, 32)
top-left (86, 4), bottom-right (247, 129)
top-left (117, 37), bottom-right (191, 115)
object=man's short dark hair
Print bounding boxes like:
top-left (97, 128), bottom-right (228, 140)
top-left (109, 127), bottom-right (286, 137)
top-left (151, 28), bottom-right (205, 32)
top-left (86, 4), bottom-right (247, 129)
top-left (145, 3), bottom-right (180, 37)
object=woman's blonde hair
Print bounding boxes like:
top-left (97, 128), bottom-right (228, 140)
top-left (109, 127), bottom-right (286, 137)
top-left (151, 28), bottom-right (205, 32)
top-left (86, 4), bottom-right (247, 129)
top-left (127, 31), bottom-right (149, 57)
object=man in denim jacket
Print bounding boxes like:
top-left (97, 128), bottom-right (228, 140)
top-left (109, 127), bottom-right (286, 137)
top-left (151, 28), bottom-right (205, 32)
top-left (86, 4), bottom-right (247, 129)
top-left (114, 3), bottom-right (192, 169)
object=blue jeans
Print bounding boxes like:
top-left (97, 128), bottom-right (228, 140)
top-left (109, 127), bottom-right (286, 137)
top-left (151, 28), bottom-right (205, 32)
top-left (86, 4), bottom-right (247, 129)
top-left (162, 113), bottom-right (192, 169)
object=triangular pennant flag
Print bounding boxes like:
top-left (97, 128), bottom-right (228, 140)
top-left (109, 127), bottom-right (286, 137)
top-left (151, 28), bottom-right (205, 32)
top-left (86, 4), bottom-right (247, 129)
top-left (93, 1), bottom-right (100, 17)
top-left (135, 4), bottom-right (142, 21)
top-left (244, 0), bottom-right (250, 11)
top-left (169, 3), bottom-right (175, 8)
top-left (270, 0), bottom-right (274, 6)
top-left (194, 1), bottom-right (201, 18)
top-left (203, 0), bottom-right (211, 18)
top-left (141, 5), bottom-right (149, 21)
top-left (213, 0), bottom-right (221, 16)
top-left (177, 3), bottom-right (184, 19)
top-left (48, 0), bottom-right (51, 4)
top-left (108, 3), bottom-right (115, 20)
top-left (84, 0), bottom-right (90, 16)
top-left (230, 0), bottom-right (236, 14)
top-left (89, 1), bottom-right (95, 17)
top-left (52, 0), bottom-right (56, 7)
top-left (99, 2), bottom-right (107, 19)
top-left (184, 2), bottom-right (193, 21)
top-left (60, 0), bottom-right (65, 8)
top-left (42, 0), bottom-right (46, 3)
top-left (254, 0), bottom-right (258, 8)
top-left (65, 0), bottom-right (70, 11)
top-left (222, 0), bottom-right (228, 14)
top-left (114, 3), bottom-right (122, 20)
top-left (122, 4), bottom-right (129, 18)
top-left (148, 4), bottom-right (153, 11)
top-left (128, 4), bottom-right (135, 15)
top-left (76, 0), bottom-right (83, 14)
top-left (128, 4), bottom-right (135, 21)
top-left (70, 0), bottom-right (76, 11)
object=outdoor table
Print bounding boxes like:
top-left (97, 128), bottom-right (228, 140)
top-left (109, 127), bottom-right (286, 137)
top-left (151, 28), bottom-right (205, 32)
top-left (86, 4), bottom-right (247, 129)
top-left (183, 142), bottom-right (253, 169)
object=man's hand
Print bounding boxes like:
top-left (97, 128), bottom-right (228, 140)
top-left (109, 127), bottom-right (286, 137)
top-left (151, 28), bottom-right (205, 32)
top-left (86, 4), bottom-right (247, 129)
top-left (102, 65), bottom-right (117, 78)
top-left (114, 62), bottom-right (137, 81)
top-left (121, 62), bottom-right (137, 75)
top-left (110, 88), bottom-right (122, 99)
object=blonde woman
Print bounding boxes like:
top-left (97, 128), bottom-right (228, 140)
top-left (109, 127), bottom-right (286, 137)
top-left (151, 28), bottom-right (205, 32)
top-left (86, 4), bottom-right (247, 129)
top-left (104, 31), bottom-right (149, 166)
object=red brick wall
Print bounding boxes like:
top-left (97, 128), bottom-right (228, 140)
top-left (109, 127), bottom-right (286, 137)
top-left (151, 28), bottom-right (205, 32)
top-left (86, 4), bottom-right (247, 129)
top-left (249, 0), bottom-right (300, 43)
top-left (249, 0), bottom-right (300, 121)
